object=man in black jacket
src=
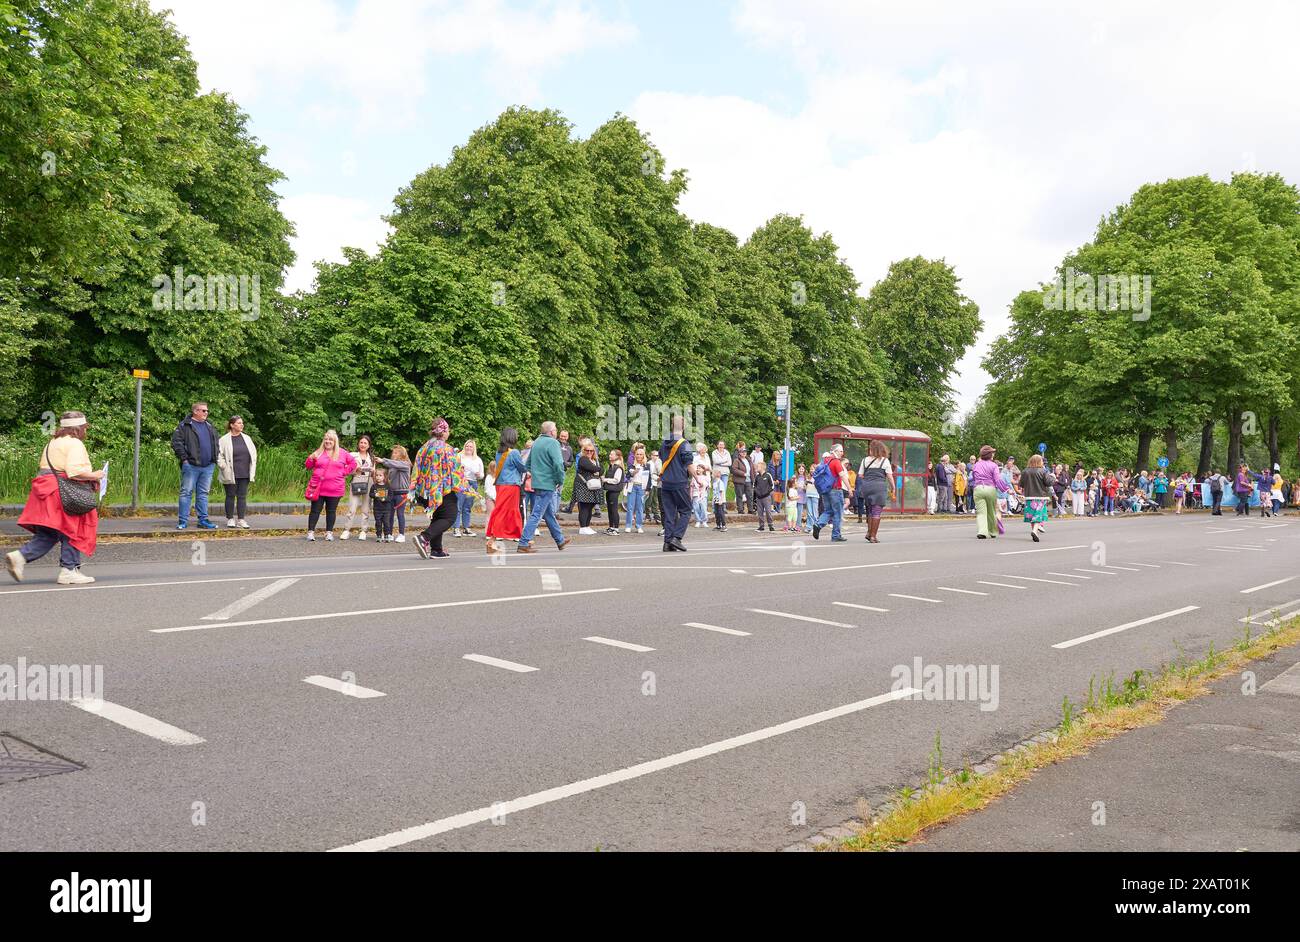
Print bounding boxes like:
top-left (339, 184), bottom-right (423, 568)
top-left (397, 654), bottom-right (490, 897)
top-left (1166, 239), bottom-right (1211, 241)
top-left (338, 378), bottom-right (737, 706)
top-left (171, 402), bottom-right (219, 530)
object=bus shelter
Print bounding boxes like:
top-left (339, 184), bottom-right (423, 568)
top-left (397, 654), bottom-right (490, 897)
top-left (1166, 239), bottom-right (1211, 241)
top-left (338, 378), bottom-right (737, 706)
top-left (812, 425), bottom-right (932, 513)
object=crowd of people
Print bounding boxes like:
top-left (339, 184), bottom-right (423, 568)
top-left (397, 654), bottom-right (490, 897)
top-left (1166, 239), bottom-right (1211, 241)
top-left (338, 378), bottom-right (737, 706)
top-left (6, 403), bottom-right (1298, 584)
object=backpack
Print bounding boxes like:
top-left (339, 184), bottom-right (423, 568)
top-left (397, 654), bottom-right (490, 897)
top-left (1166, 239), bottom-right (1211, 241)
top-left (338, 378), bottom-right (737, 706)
top-left (812, 459), bottom-right (835, 494)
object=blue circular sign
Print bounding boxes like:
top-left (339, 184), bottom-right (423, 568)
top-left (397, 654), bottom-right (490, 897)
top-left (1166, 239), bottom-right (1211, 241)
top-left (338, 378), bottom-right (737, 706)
top-left (1038, 442), bottom-right (1047, 453)
top-left (1158, 457), bottom-right (1168, 468)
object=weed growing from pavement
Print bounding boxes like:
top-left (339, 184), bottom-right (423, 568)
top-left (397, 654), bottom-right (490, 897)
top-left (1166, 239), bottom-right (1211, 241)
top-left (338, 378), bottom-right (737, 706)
top-left (833, 614), bottom-right (1300, 852)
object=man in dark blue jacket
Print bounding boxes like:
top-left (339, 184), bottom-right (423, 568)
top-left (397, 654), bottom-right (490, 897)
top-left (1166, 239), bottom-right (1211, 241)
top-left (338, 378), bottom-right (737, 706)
top-left (170, 402), bottom-right (220, 530)
top-left (659, 415), bottom-right (695, 552)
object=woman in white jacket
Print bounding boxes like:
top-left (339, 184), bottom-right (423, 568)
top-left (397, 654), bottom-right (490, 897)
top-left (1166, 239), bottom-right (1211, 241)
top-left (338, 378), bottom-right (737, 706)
top-left (217, 416), bottom-right (258, 528)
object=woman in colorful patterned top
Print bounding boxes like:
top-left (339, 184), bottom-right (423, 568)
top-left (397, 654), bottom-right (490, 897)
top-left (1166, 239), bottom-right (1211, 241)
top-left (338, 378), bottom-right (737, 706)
top-left (410, 417), bottom-right (466, 559)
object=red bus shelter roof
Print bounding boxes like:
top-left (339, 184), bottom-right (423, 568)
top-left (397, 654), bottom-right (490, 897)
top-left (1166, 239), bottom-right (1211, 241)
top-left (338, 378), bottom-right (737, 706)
top-left (814, 425), bottom-right (931, 442)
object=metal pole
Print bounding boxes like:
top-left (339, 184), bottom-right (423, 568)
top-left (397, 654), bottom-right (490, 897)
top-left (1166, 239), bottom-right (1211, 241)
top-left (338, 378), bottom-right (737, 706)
top-left (132, 377), bottom-right (142, 513)
top-left (784, 388), bottom-right (792, 478)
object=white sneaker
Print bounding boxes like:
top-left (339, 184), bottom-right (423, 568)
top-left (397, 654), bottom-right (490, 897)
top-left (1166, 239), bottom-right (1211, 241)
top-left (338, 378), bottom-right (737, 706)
top-left (238, 519), bottom-right (250, 529)
top-left (326, 532), bottom-right (334, 541)
top-left (57, 568), bottom-right (94, 585)
top-left (6, 550), bottom-right (25, 583)
top-left (625, 526), bottom-right (632, 532)
top-left (340, 529), bottom-right (351, 540)
top-left (579, 527), bottom-right (597, 535)
top-left (227, 519), bottom-right (237, 528)
top-left (395, 534), bottom-right (406, 543)
top-left (464, 528), bottom-right (475, 537)
top-left (636, 527), bottom-right (644, 534)
top-left (358, 531), bottom-right (367, 541)
top-left (453, 528), bottom-right (462, 537)
top-left (306, 532), bottom-right (315, 541)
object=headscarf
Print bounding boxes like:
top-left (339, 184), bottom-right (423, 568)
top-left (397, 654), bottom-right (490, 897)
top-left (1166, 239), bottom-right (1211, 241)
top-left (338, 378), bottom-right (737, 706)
top-left (430, 417), bottom-right (450, 439)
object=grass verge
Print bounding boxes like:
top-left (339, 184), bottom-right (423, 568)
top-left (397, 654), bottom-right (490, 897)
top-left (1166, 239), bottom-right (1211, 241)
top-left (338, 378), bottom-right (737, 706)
top-left (836, 613), bottom-right (1300, 851)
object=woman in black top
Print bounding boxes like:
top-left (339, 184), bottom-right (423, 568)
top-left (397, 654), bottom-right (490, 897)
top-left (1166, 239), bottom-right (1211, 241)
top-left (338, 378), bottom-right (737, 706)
top-left (217, 415), bottom-right (258, 529)
top-left (573, 442), bottom-right (602, 535)
top-left (1019, 454), bottom-right (1055, 542)
top-left (602, 449), bottom-right (625, 534)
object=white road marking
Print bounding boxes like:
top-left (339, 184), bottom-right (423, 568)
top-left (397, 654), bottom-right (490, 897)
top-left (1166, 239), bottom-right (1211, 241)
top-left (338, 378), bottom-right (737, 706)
top-left (832, 602), bottom-right (890, 613)
top-left (1206, 547), bottom-right (1240, 554)
top-left (1258, 524), bottom-right (1288, 529)
top-left (539, 569), bottom-right (562, 592)
top-left (976, 581), bottom-right (1027, 590)
top-left (1205, 528), bottom-right (1245, 533)
top-left (329, 686), bottom-right (920, 851)
top-left (0, 565), bottom-right (437, 597)
top-left (1047, 572), bottom-right (1090, 579)
top-left (1101, 565), bottom-right (1142, 572)
top-left (1161, 560), bottom-right (1197, 566)
top-left (746, 608), bottom-right (857, 627)
top-left (1260, 663), bottom-right (1300, 697)
top-left (753, 559), bottom-right (929, 579)
top-left (303, 675), bottom-right (386, 699)
top-left (1235, 544), bottom-right (1267, 550)
top-left (729, 569), bottom-right (747, 574)
top-left (68, 699), bottom-right (205, 745)
top-left (1074, 568), bottom-right (1118, 575)
top-left (1239, 599), bottom-right (1300, 625)
top-left (201, 578), bottom-right (299, 621)
top-left (683, 622), bottom-right (750, 636)
top-left (584, 636), bottom-right (655, 653)
top-left (1126, 563), bottom-right (1161, 569)
top-left (936, 586), bottom-right (988, 596)
top-left (153, 587), bottom-right (620, 633)
top-left (462, 654), bottom-right (538, 673)
top-left (1241, 608), bottom-right (1300, 629)
top-left (996, 544), bottom-right (1088, 556)
top-left (1241, 576), bottom-right (1298, 595)
top-left (888, 593), bottom-right (943, 603)
top-left (994, 575), bottom-right (1077, 586)
top-left (1052, 605), bottom-right (1200, 649)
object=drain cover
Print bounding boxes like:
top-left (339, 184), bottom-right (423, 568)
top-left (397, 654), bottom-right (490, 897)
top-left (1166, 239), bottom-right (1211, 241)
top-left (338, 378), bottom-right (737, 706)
top-left (0, 733), bottom-right (84, 785)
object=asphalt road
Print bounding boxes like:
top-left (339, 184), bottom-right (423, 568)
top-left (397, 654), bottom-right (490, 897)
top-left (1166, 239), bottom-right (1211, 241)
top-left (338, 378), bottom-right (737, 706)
top-left (2, 511), bottom-right (1297, 851)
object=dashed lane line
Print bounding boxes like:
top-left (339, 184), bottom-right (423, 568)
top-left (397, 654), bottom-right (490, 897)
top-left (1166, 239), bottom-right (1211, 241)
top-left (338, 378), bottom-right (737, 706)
top-left (936, 586), bottom-right (988, 596)
top-left (746, 608), bottom-right (857, 628)
top-left (328, 686), bottom-right (921, 851)
top-left (994, 575), bottom-right (1078, 586)
top-left (584, 636), bottom-right (655, 653)
top-left (1241, 576), bottom-right (1298, 595)
top-left (888, 593), bottom-right (943, 603)
top-left (0, 566), bottom-right (438, 597)
top-left (303, 675), bottom-right (386, 699)
top-left (1047, 572), bottom-right (1090, 579)
top-left (201, 578), bottom-right (299, 621)
top-left (832, 602), bottom-right (890, 613)
top-left (975, 581), bottom-right (1027, 590)
top-left (68, 699), bottom-right (205, 746)
top-left (1052, 605), bottom-right (1200, 650)
top-left (683, 622), bottom-right (750, 636)
top-left (1074, 569), bottom-right (1118, 575)
top-left (462, 654), bottom-right (538, 673)
top-left (996, 544), bottom-right (1088, 556)
top-left (753, 559), bottom-right (929, 579)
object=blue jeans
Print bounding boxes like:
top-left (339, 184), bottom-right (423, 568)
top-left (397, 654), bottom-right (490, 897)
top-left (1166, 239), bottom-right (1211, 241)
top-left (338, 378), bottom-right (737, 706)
top-left (20, 524), bottom-right (81, 569)
top-left (519, 487), bottom-right (563, 548)
top-left (627, 485), bottom-right (645, 529)
top-left (456, 483), bottom-right (477, 529)
top-left (1104, 494), bottom-right (1114, 513)
top-left (179, 462), bottom-right (215, 526)
top-left (816, 488), bottom-right (844, 538)
top-left (692, 496), bottom-right (708, 524)
top-left (805, 491), bottom-right (819, 529)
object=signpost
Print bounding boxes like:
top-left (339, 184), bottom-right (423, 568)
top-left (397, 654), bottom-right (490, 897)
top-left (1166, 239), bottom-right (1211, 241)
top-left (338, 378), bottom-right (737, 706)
top-left (1158, 456), bottom-right (1168, 469)
top-left (1038, 442), bottom-right (1047, 454)
top-left (131, 369), bottom-right (149, 512)
top-left (776, 386), bottom-right (791, 478)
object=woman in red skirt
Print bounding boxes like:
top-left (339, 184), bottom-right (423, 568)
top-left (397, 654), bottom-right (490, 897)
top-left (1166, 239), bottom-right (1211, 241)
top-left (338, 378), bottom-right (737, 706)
top-left (7, 411), bottom-right (105, 585)
top-left (485, 427), bottom-right (527, 555)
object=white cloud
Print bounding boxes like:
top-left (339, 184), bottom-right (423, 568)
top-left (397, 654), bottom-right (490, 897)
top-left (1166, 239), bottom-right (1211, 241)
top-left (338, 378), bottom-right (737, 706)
top-left (632, 0), bottom-right (1300, 414)
top-left (279, 194), bottom-right (392, 294)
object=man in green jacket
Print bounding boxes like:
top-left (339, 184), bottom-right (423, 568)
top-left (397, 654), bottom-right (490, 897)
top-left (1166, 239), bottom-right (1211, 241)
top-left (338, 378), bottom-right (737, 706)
top-left (518, 421), bottom-right (569, 553)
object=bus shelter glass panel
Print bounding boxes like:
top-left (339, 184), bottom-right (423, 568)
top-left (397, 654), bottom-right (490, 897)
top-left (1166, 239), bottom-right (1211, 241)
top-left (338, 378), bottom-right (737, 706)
top-left (904, 441), bottom-right (928, 474)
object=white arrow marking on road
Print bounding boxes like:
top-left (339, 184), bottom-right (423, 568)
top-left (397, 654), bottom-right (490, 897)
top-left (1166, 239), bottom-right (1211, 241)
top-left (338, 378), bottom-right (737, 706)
top-left (154, 587), bottom-right (620, 633)
top-left (328, 686), bottom-right (920, 852)
top-left (1052, 605), bottom-right (1200, 649)
top-left (996, 544), bottom-right (1088, 556)
top-left (68, 699), bottom-right (204, 746)
top-left (747, 608), bottom-right (857, 627)
top-left (1241, 576), bottom-right (1298, 595)
top-left (462, 654), bottom-right (539, 673)
top-left (584, 636), bottom-right (655, 652)
top-left (303, 676), bottom-right (386, 699)
top-left (201, 578), bottom-right (299, 620)
top-left (683, 622), bottom-right (750, 636)
top-left (539, 569), bottom-right (562, 592)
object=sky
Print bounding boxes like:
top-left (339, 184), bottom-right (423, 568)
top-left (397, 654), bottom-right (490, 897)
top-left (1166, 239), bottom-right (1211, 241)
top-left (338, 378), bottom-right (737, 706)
top-left (155, 0), bottom-right (1300, 417)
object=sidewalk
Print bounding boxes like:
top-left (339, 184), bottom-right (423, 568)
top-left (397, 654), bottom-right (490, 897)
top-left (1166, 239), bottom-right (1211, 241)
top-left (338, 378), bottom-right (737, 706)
top-left (908, 641), bottom-right (1300, 851)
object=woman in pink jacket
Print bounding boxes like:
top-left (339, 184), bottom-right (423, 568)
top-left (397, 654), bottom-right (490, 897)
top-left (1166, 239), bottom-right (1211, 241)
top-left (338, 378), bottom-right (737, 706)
top-left (304, 429), bottom-right (357, 541)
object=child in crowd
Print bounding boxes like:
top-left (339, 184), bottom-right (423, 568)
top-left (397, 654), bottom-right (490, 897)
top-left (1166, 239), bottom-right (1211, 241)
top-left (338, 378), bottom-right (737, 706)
top-left (380, 445), bottom-right (411, 543)
top-left (690, 462), bottom-right (710, 527)
top-left (784, 479), bottom-right (799, 530)
top-left (713, 473), bottom-right (728, 532)
top-left (369, 466), bottom-right (395, 542)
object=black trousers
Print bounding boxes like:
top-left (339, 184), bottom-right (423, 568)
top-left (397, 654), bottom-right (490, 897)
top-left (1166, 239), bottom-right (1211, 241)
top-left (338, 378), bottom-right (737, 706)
top-left (578, 501), bottom-right (597, 528)
top-left (734, 479), bottom-right (753, 514)
top-left (1211, 491), bottom-right (1222, 514)
top-left (308, 495), bottom-right (340, 531)
top-left (373, 503), bottom-right (394, 538)
top-left (421, 494), bottom-right (457, 551)
top-left (224, 478), bottom-right (250, 520)
top-left (661, 486), bottom-right (691, 543)
top-left (714, 502), bottom-right (726, 528)
top-left (605, 491), bottom-right (620, 529)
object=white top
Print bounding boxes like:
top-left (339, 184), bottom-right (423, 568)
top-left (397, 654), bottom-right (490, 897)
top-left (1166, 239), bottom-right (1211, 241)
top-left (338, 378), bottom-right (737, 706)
top-left (711, 449), bottom-right (731, 470)
top-left (459, 454), bottom-right (484, 481)
top-left (860, 456), bottom-right (893, 476)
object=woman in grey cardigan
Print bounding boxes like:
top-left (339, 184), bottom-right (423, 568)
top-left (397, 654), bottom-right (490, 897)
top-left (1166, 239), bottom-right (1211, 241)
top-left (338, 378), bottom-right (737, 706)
top-left (217, 415), bottom-right (258, 528)
top-left (1019, 454), bottom-right (1055, 542)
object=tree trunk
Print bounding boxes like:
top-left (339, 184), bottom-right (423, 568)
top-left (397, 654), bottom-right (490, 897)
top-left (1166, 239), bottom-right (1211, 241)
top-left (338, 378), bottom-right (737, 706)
top-left (1196, 419), bottom-right (1214, 478)
top-left (1267, 414), bottom-right (1280, 471)
top-left (1163, 427), bottom-right (1179, 470)
top-left (1135, 428), bottom-right (1153, 472)
top-left (1226, 406), bottom-right (1243, 473)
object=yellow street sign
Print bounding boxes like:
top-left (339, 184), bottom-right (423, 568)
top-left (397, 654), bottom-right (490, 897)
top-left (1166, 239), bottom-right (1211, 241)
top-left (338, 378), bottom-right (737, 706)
top-left (132, 369), bottom-right (150, 379)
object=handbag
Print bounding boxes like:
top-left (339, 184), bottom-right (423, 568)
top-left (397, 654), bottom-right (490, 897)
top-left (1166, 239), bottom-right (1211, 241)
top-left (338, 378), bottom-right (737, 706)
top-left (44, 443), bottom-right (98, 515)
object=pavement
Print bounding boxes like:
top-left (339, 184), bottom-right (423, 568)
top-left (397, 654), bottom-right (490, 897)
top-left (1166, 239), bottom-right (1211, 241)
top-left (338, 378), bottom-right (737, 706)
top-left (1, 510), bottom-right (1298, 851)
top-left (908, 641), bottom-right (1300, 851)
